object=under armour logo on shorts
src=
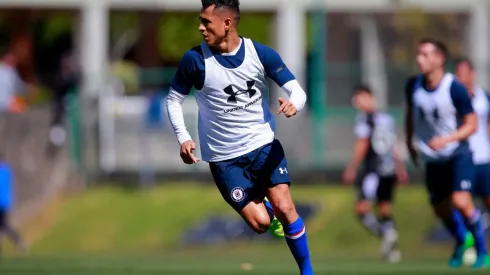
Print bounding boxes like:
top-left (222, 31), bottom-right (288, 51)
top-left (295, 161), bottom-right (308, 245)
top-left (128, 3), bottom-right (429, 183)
top-left (460, 180), bottom-right (472, 190)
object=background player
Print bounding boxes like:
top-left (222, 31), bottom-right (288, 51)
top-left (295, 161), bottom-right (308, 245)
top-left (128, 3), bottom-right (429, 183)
top-left (404, 38), bottom-right (487, 268)
top-left (454, 58), bottom-right (490, 264)
top-left (166, 1), bottom-right (313, 274)
top-left (343, 84), bottom-right (407, 263)
top-left (455, 58), bottom-right (490, 212)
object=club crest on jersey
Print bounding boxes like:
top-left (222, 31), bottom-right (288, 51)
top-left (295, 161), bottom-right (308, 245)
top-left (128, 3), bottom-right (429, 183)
top-left (223, 80), bottom-right (257, 104)
top-left (231, 187), bottom-right (245, 202)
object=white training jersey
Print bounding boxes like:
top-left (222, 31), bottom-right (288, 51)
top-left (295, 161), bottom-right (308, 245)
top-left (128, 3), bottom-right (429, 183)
top-left (196, 38), bottom-right (275, 162)
top-left (354, 112), bottom-right (397, 176)
top-left (411, 73), bottom-right (472, 161)
top-left (469, 86), bottom-right (490, 164)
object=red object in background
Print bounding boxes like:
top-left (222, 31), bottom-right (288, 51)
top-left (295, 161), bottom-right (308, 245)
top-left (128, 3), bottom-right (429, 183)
top-left (8, 96), bottom-right (27, 113)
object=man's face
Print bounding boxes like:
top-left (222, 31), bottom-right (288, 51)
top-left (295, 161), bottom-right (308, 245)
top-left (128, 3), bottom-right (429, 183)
top-left (455, 62), bottom-right (474, 88)
top-left (416, 43), bottom-right (443, 74)
top-left (199, 5), bottom-right (229, 46)
top-left (352, 91), bottom-right (374, 112)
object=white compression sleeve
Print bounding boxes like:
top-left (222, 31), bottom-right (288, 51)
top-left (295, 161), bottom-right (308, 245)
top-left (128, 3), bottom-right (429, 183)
top-left (280, 80), bottom-right (307, 112)
top-left (166, 89), bottom-right (192, 145)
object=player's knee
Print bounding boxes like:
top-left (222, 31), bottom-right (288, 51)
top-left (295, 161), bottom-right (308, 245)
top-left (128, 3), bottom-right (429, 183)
top-left (248, 216), bottom-right (271, 234)
top-left (377, 202), bottom-right (391, 217)
top-left (271, 198), bottom-right (296, 218)
top-left (451, 192), bottom-right (473, 210)
top-left (355, 201), bottom-right (371, 215)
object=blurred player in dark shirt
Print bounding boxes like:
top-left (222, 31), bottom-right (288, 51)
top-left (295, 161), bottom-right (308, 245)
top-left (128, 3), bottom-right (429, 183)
top-left (344, 84), bottom-right (407, 263)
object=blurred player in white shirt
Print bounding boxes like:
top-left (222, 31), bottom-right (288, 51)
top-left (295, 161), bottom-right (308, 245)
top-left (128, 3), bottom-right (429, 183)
top-left (455, 58), bottom-right (490, 214)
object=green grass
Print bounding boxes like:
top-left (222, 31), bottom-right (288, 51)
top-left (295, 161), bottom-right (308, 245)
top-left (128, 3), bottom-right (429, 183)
top-left (1, 184), bottom-right (487, 273)
top-left (22, 184), bottom-right (444, 257)
top-left (0, 256), bottom-right (488, 275)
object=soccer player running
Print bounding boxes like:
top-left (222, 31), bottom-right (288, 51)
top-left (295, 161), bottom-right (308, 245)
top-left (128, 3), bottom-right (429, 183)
top-left (405, 38), bottom-right (488, 268)
top-left (455, 58), bottom-right (490, 212)
top-left (166, 1), bottom-right (313, 274)
top-left (454, 58), bottom-right (490, 263)
top-left (344, 84), bottom-right (408, 263)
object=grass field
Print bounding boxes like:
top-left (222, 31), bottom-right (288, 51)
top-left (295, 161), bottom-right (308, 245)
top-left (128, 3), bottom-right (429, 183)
top-left (0, 256), bottom-right (488, 274)
top-left (1, 184), bottom-right (487, 274)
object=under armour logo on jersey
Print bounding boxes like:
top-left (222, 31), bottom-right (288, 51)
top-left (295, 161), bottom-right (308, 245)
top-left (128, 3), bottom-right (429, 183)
top-left (223, 81), bottom-right (257, 103)
top-left (419, 107), bottom-right (439, 123)
top-left (279, 167), bottom-right (288, 174)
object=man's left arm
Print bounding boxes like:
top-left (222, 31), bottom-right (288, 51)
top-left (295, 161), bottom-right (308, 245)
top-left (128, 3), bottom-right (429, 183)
top-left (253, 42), bottom-right (307, 117)
top-left (446, 81), bottom-right (477, 143)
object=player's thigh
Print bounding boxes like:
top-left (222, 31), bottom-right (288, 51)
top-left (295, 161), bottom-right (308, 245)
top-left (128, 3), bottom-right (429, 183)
top-left (209, 159), bottom-right (263, 213)
top-left (252, 140), bottom-right (298, 219)
top-left (474, 163), bottom-right (490, 199)
top-left (252, 139), bottom-right (291, 188)
top-left (240, 198), bottom-right (271, 233)
top-left (425, 162), bottom-right (452, 205)
top-left (451, 153), bottom-right (476, 194)
top-left (376, 175), bottom-right (396, 207)
top-left (356, 172), bottom-right (380, 204)
top-left (266, 183), bottom-right (298, 224)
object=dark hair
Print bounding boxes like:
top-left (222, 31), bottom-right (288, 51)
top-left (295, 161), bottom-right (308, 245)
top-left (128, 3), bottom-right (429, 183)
top-left (419, 37), bottom-right (449, 62)
top-left (201, 0), bottom-right (240, 22)
top-left (454, 57), bottom-right (474, 70)
top-left (352, 84), bottom-right (372, 96)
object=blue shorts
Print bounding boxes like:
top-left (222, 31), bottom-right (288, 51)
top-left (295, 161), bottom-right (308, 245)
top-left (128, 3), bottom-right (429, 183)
top-left (209, 139), bottom-right (291, 212)
top-left (473, 163), bottom-right (490, 198)
top-left (425, 152), bottom-right (475, 205)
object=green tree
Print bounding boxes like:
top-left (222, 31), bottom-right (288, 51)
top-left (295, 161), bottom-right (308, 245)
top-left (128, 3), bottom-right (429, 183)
top-left (158, 12), bottom-right (272, 62)
top-left (391, 8), bottom-right (464, 66)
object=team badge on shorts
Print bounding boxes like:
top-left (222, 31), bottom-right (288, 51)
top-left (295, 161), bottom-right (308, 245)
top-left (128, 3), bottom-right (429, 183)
top-left (231, 187), bottom-right (245, 202)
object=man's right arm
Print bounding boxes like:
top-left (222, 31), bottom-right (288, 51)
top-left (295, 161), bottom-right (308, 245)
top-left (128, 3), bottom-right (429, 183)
top-left (348, 114), bottom-right (371, 170)
top-left (404, 76), bottom-right (417, 148)
top-left (343, 114), bottom-right (370, 183)
top-left (166, 49), bottom-right (202, 145)
top-left (167, 90), bottom-right (192, 144)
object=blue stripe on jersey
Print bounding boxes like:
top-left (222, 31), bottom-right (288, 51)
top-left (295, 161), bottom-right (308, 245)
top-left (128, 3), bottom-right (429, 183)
top-left (170, 46), bottom-right (204, 94)
top-left (450, 80), bottom-right (473, 117)
top-left (170, 38), bottom-right (295, 95)
top-left (449, 80), bottom-right (473, 155)
top-left (252, 41), bottom-right (295, 87)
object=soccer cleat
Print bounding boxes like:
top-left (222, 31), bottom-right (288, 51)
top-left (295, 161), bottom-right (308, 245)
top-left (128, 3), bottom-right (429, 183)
top-left (263, 198), bottom-right (284, 238)
top-left (387, 249), bottom-right (401, 264)
top-left (448, 243), bottom-right (466, 268)
top-left (380, 228), bottom-right (398, 260)
top-left (472, 254), bottom-right (488, 269)
top-left (269, 216), bottom-right (285, 238)
top-left (464, 232), bottom-right (475, 250)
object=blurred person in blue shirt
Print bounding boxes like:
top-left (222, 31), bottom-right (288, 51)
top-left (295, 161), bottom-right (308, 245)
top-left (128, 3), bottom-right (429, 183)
top-left (0, 155), bottom-right (27, 258)
top-left (139, 89), bottom-right (166, 187)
